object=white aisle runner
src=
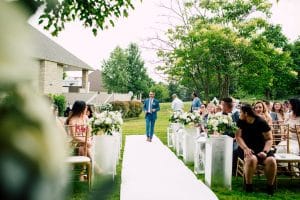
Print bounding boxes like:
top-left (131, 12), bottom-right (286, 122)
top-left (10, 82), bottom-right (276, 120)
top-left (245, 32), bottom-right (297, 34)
top-left (121, 135), bottom-right (218, 200)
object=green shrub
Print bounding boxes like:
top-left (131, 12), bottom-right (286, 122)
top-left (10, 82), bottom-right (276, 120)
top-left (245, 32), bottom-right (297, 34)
top-left (49, 94), bottom-right (66, 116)
top-left (111, 101), bottom-right (142, 118)
top-left (111, 101), bottom-right (130, 118)
top-left (129, 101), bottom-right (143, 117)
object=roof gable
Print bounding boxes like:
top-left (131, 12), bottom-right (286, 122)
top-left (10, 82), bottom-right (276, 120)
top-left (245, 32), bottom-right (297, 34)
top-left (29, 25), bottom-right (93, 71)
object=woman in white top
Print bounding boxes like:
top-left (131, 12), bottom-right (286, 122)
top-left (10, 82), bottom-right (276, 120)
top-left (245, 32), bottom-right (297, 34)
top-left (276, 98), bottom-right (300, 155)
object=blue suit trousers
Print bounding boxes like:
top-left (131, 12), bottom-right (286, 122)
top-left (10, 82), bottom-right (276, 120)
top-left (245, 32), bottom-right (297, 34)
top-left (145, 113), bottom-right (156, 139)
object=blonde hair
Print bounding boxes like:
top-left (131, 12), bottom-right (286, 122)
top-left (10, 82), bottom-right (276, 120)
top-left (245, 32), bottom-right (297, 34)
top-left (254, 101), bottom-right (272, 124)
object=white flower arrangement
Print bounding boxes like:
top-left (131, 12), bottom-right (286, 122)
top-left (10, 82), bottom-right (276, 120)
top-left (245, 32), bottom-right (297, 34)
top-left (89, 111), bottom-right (123, 135)
top-left (206, 113), bottom-right (237, 135)
top-left (169, 111), bottom-right (182, 123)
top-left (179, 111), bottom-right (203, 126)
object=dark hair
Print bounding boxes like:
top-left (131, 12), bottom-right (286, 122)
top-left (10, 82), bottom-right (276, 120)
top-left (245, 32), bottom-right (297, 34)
top-left (66, 100), bottom-right (86, 125)
top-left (222, 97), bottom-right (233, 103)
top-left (263, 100), bottom-right (270, 106)
top-left (86, 104), bottom-right (94, 118)
top-left (222, 97), bottom-right (233, 109)
top-left (64, 106), bottom-right (71, 117)
top-left (289, 98), bottom-right (300, 117)
top-left (192, 91), bottom-right (198, 97)
top-left (241, 104), bottom-right (257, 118)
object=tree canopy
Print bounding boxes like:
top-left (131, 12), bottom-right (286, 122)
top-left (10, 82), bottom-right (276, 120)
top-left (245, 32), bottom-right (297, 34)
top-left (18, 0), bottom-right (136, 36)
top-left (102, 43), bottom-right (154, 98)
top-left (156, 0), bottom-right (298, 100)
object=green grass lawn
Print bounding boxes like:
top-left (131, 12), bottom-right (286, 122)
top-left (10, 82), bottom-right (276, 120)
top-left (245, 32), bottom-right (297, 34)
top-left (69, 102), bottom-right (300, 200)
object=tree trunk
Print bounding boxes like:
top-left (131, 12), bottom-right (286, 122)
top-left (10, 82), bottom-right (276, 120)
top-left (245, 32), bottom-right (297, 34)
top-left (222, 74), bottom-right (230, 98)
top-left (217, 66), bottom-right (222, 98)
top-left (264, 88), bottom-right (271, 100)
top-left (204, 67), bottom-right (210, 102)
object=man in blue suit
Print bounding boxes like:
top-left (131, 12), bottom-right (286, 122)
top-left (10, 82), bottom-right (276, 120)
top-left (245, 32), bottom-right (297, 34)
top-left (143, 91), bottom-right (160, 142)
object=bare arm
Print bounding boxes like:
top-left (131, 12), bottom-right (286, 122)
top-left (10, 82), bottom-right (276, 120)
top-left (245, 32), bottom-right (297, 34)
top-left (236, 128), bottom-right (247, 150)
top-left (235, 128), bottom-right (253, 158)
top-left (257, 130), bottom-right (273, 159)
top-left (262, 130), bottom-right (273, 153)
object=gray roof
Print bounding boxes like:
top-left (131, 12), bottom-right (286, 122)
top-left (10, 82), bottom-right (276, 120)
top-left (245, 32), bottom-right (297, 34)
top-left (29, 26), bottom-right (93, 71)
top-left (89, 70), bottom-right (107, 92)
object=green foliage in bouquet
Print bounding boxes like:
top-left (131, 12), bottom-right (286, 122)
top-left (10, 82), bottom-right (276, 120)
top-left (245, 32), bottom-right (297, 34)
top-left (206, 114), bottom-right (238, 135)
top-left (169, 111), bottom-right (182, 123)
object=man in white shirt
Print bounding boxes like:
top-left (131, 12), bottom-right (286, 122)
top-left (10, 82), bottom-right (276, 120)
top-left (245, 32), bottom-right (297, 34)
top-left (171, 94), bottom-right (184, 112)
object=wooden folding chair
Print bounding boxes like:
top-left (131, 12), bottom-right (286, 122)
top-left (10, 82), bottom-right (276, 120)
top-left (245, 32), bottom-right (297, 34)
top-left (235, 124), bottom-right (289, 185)
top-left (271, 124), bottom-right (300, 182)
top-left (235, 157), bottom-right (265, 180)
top-left (270, 124), bottom-right (289, 153)
top-left (65, 124), bottom-right (92, 189)
top-left (295, 125), bottom-right (300, 155)
top-left (235, 157), bottom-right (244, 177)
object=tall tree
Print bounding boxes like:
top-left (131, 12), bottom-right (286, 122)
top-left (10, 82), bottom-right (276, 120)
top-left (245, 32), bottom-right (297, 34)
top-left (262, 24), bottom-right (288, 48)
top-left (126, 43), bottom-right (152, 98)
top-left (102, 44), bottom-right (154, 96)
top-left (156, 0), bottom-right (296, 100)
top-left (289, 38), bottom-right (300, 95)
top-left (102, 47), bottom-right (129, 93)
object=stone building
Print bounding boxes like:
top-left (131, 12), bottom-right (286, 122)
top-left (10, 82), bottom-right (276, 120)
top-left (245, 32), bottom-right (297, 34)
top-left (30, 26), bottom-right (93, 94)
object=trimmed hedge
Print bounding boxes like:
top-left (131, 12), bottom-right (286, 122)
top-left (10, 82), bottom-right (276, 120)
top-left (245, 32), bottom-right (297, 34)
top-left (49, 94), bottom-right (66, 116)
top-left (110, 101), bottom-right (142, 118)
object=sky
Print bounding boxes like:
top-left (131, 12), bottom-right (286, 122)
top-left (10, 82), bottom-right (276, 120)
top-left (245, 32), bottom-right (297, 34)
top-left (29, 0), bottom-right (300, 82)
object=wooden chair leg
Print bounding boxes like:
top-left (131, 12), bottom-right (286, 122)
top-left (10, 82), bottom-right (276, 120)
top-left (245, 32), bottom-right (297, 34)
top-left (87, 163), bottom-right (92, 190)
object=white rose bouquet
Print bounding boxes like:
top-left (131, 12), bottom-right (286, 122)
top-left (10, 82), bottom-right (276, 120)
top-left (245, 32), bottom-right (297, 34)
top-left (179, 111), bottom-right (203, 126)
top-left (89, 111), bottom-right (123, 135)
top-left (206, 113), bottom-right (237, 135)
top-left (169, 111), bottom-right (182, 123)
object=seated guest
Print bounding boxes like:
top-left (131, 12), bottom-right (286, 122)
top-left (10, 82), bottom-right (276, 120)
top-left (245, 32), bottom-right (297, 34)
top-left (283, 100), bottom-right (291, 120)
top-left (222, 98), bottom-right (239, 124)
top-left (85, 104), bottom-right (94, 119)
top-left (276, 98), bottom-right (300, 155)
top-left (199, 104), bottom-right (207, 116)
top-left (203, 103), bottom-right (216, 125)
top-left (221, 97), bottom-right (240, 175)
top-left (65, 100), bottom-right (91, 158)
top-left (271, 102), bottom-right (285, 123)
top-left (64, 105), bottom-right (71, 117)
top-left (236, 104), bottom-right (276, 195)
top-left (263, 100), bottom-right (273, 114)
top-left (215, 104), bottom-right (223, 114)
top-left (254, 101), bottom-right (272, 125)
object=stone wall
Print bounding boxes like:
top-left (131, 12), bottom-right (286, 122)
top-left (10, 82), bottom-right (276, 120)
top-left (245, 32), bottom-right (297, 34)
top-left (39, 60), bottom-right (63, 94)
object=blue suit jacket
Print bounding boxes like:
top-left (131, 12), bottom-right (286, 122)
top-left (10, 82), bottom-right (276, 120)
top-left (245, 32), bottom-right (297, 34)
top-left (143, 98), bottom-right (160, 120)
